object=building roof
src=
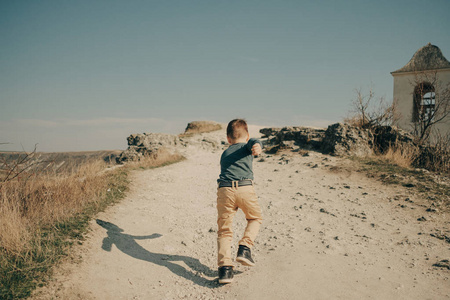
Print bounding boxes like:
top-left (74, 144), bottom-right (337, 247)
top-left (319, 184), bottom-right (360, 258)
top-left (392, 43), bottom-right (450, 74)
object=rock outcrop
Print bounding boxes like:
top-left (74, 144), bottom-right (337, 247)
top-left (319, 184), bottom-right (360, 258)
top-left (322, 123), bottom-right (374, 156)
top-left (261, 124), bottom-right (376, 157)
top-left (260, 126), bottom-right (326, 153)
top-left (118, 121), bottom-right (417, 162)
top-left (116, 133), bottom-right (180, 163)
top-left (183, 121), bottom-right (222, 135)
top-left (261, 123), bottom-right (417, 157)
top-left (117, 121), bottom-right (226, 163)
top-left (372, 126), bottom-right (415, 153)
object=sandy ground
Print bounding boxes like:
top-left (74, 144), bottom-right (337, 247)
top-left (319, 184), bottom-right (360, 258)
top-left (33, 127), bottom-right (449, 300)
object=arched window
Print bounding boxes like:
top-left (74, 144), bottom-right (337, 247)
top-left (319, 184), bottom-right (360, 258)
top-left (413, 82), bottom-right (435, 122)
top-left (421, 91), bottom-right (436, 121)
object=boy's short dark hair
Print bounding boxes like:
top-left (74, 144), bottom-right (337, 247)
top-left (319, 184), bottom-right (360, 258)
top-left (227, 119), bottom-right (248, 140)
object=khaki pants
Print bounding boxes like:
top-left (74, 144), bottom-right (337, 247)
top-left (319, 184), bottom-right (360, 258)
top-left (216, 185), bottom-right (263, 267)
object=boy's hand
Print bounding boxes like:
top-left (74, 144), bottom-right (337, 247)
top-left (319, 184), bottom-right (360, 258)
top-left (251, 143), bottom-right (262, 156)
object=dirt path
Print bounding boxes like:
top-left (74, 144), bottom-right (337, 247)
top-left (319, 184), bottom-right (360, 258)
top-left (34, 129), bottom-right (449, 299)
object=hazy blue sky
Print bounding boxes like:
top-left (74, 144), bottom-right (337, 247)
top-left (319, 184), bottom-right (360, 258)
top-left (1, 0), bottom-right (449, 151)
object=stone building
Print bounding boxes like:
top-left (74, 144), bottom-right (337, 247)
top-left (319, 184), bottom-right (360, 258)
top-left (391, 43), bottom-right (450, 138)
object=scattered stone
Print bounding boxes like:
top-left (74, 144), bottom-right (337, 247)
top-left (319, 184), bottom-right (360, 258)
top-left (433, 259), bottom-right (450, 270)
top-left (320, 208), bottom-right (336, 217)
top-left (417, 216), bottom-right (427, 222)
top-left (430, 233), bottom-right (450, 244)
top-left (350, 213), bottom-right (367, 220)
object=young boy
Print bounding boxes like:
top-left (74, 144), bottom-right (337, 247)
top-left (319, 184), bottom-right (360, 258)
top-left (216, 119), bottom-right (263, 284)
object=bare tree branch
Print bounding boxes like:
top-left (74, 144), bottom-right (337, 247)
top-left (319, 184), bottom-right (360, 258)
top-left (410, 70), bottom-right (450, 143)
top-left (347, 87), bottom-right (399, 129)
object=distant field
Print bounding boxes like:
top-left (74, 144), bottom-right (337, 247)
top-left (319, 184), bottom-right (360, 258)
top-left (0, 150), bottom-right (122, 174)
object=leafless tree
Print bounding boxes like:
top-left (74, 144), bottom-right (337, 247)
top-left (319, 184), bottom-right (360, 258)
top-left (347, 87), bottom-right (399, 129)
top-left (410, 71), bottom-right (450, 143)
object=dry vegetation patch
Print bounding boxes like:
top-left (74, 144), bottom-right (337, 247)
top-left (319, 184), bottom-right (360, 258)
top-left (351, 155), bottom-right (450, 211)
top-left (127, 148), bottom-right (185, 170)
top-left (0, 149), bottom-right (185, 299)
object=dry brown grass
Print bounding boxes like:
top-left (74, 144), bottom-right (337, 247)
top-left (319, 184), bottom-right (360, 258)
top-left (381, 143), bottom-right (419, 169)
top-left (0, 160), bottom-right (108, 256)
top-left (414, 133), bottom-right (450, 174)
top-left (343, 115), bottom-right (366, 128)
top-left (0, 149), bottom-right (183, 256)
top-left (0, 158), bottom-right (121, 298)
top-left (0, 147), bottom-right (185, 298)
top-left (128, 148), bottom-right (185, 169)
top-left (377, 133), bottom-right (450, 175)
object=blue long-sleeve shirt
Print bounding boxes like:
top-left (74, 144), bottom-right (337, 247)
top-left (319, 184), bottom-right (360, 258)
top-left (218, 138), bottom-right (262, 182)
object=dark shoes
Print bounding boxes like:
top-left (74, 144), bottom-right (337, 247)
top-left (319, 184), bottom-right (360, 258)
top-left (218, 246), bottom-right (255, 284)
top-left (218, 266), bottom-right (233, 284)
top-left (236, 245), bottom-right (255, 266)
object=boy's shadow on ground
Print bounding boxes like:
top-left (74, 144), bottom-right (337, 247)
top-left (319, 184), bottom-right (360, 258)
top-left (96, 219), bottom-right (235, 288)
